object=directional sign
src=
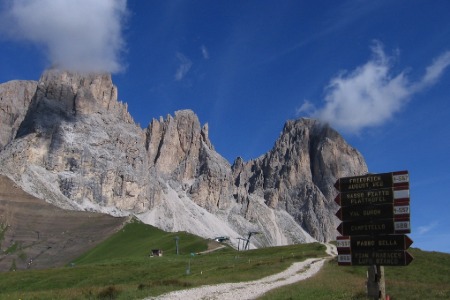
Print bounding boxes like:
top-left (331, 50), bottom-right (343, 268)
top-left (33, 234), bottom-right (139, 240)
top-left (337, 218), bottom-right (411, 236)
top-left (337, 235), bottom-right (413, 252)
top-left (335, 187), bottom-right (410, 207)
top-left (338, 250), bottom-right (413, 266)
top-left (335, 203), bottom-right (410, 222)
top-left (334, 171), bottom-right (409, 192)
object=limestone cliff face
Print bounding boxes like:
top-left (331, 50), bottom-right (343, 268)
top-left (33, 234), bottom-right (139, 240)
top-left (0, 69), bottom-right (367, 246)
top-left (1, 70), bottom-right (145, 211)
top-left (145, 110), bottom-right (233, 211)
top-left (0, 80), bottom-right (37, 149)
top-left (232, 119), bottom-right (367, 241)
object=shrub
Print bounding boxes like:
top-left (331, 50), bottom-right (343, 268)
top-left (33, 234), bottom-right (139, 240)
top-left (97, 285), bottom-right (120, 299)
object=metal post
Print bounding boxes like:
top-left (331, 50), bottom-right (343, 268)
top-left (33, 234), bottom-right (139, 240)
top-left (186, 259), bottom-right (190, 275)
top-left (174, 236), bottom-right (179, 255)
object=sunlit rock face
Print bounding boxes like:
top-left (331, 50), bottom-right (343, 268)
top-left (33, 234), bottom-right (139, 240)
top-left (232, 118), bottom-right (368, 242)
top-left (0, 69), bottom-right (367, 246)
top-left (0, 79), bottom-right (37, 149)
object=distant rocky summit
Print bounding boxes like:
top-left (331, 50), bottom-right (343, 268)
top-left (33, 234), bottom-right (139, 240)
top-left (0, 69), bottom-right (368, 248)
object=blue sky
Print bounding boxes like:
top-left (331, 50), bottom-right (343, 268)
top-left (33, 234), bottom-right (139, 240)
top-left (1, 1), bottom-right (450, 253)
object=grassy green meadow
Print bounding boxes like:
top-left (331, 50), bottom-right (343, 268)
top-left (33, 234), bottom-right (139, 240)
top-left (0, 220), bottom-right (325, 299)
top-left (0, 219), bottom-right (449, 299)
top-left (261, 247), bottom-right (450, 300)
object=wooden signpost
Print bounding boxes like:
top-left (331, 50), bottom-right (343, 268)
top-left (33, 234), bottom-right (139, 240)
top-left (336, 218), bottom-right (411, 236)
top-left (337, 235), bottom-right (414, 251)
top-left (335, 170), bottom-right (413, 300)
top-left (335, 203), bottom-right (410, 222)
top-left (334, 186), bottom-right (410, 207)
top-left (338, 250), bottom-right (414, 266)
top-left (334, 171), bottom-right (410, 192)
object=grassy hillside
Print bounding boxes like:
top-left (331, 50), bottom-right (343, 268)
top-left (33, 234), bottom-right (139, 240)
top-left (0, 219), bottom-right (448, 299)
top-left (0, 175), bottom-right (127, 271)
top-left (72, 220), bottom-right (208, 264)
top-left (0, 220), bottom-right (325, 299)
top-left (261, 247), bottom-right (450, 300)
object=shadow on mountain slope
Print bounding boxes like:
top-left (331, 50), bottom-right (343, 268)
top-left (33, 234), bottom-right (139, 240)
top-left (0, 175), bottom-right (128, 271)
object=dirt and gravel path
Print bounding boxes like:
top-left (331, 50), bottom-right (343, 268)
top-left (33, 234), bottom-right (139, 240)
top-left (146, 243), bottom-right (337, 300)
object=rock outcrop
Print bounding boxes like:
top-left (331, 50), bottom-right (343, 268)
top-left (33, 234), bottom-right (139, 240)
top-left (231, 119), bottom-right (367, 241)
top-left (0, 69), bottom-right (367, 249)
top-left (0, 80), bottom-right (37, 149)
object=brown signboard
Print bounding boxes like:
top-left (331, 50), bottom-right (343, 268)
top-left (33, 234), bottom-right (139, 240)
top-left (337, 235), bottom-right (413, 252)
top-left (337, 218), bottom-right (411, 236)
top-left (334, 171), bottom-right (409, 192)
top-left (335, 187), bottom-right (410, 207)
top-left (338, 250), bottom-right (413, 266)
top-left (335, 203), bottom-right (410, 222)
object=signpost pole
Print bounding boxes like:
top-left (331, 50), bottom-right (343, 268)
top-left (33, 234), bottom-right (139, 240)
top-left (379, 266), bottom-right (386, 300)
top-left (367, 265), bottom-right (386, 299)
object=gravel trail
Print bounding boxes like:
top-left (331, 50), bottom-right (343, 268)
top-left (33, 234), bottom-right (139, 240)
top-left (145, 243), bottom-right (337, 300)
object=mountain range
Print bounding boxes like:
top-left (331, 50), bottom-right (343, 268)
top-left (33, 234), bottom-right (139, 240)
top-left (0, 69), bottom-right (367, 269)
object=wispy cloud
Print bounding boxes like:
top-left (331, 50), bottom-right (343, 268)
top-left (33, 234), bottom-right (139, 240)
top-left (298, 41), bottom-right (450, 134)
top-left (0, 0), bottom-right (128, 73)
top-left (174, 52), bottom-right (192, 81)
top-left (201, 45), bottom-right (209, 60)
top-left (417, 221), bottom-right (438, 235)
top-left (416, 51), bottom-right (450, 90)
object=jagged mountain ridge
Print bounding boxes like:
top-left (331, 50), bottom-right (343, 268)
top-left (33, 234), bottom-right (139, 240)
top-left (0, 69), bottom-right (368, 247)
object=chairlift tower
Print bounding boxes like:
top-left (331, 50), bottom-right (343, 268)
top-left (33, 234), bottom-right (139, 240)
top-left (244, 231), bottom-right (260, 250)
top-left (237, 237), bottom-right (247, 251)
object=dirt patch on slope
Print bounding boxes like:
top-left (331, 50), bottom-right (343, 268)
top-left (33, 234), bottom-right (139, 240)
top-left (0, 175), bottom-right (128, 271)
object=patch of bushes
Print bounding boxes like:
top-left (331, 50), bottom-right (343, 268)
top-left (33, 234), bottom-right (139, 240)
top-left (9, 259), bottom-right (16, 272)
top-left (137, 279), bottom-right (192, 290)
top-left (0, 223), bottom-right (7, 248)
top-left (5, 242), bottom-right (18, 254)
top-left (97, 285), bottom-right (120, 299)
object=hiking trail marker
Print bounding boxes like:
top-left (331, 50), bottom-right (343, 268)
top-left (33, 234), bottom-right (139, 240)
top-left (334, 170), bottom-right (413, 299)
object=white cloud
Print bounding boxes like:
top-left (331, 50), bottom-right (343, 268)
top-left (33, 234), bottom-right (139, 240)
top-left (417, 221), bottom-right (438, 235)
top-left (299, 42), bottom-right (450, 134)
top-left (416, 51), bottom-right (450, 90)
top-left (201, 45), bottom-right (210, 60)
top-left (296, 100), bottom-right (315, 115)
top-left (175, 52), bottom-right (193, 81)
top-left (0, 0), bottom-right (127, 73)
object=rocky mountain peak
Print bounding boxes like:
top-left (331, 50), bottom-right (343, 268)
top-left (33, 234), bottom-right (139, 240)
top-left (0, 79), bottom-right (37, 149)
top-left (146, 109), bottom-right (214, 177)
top-left (16, 69), bottom-right (133, 139)
top-left (231, 117), bottom-right (368, 241)
top-left (38, 69), bottom-right (117, 113)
